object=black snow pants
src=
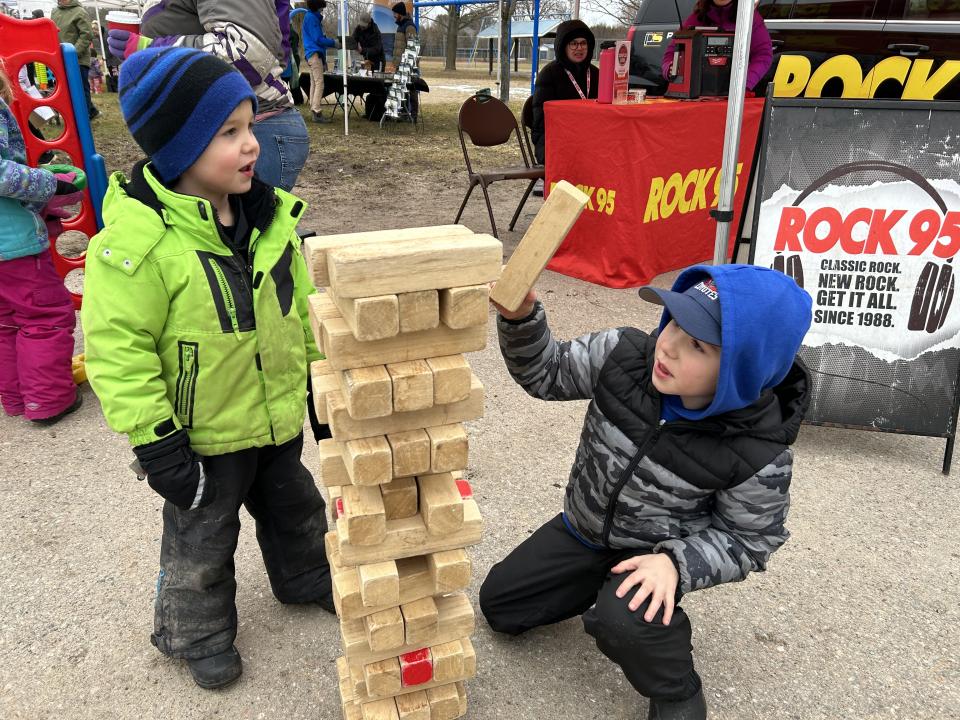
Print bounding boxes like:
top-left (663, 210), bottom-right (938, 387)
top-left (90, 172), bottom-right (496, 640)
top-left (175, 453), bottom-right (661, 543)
top-left (479, 513), bottom-right (702, 702)
top-left (151, 433), bottom-right (330, 660)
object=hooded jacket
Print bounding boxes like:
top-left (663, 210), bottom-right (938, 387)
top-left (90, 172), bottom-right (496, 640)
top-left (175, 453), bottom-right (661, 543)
top-left (661, 2), bottom-right (773, 90)
top-left (140, 0), bottom-right (294, 113)
top-left (497, 264), bottom-right (811, 594)
top-left (392, 15), bottom-right (417, 66)
top-left (81, 161), bottom-right (321, 455)
top-left (302, 9), bottom-right (336, 63)
top-left (530, 19), bottom-right (600, 165)
top-left (51, 0), bottom-right (95, 67)
top-left (353, 21), bottom-right (384, 67)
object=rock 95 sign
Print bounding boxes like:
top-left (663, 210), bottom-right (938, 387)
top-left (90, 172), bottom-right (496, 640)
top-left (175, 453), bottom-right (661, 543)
top-left (754, 161), bottom-right (960, 361)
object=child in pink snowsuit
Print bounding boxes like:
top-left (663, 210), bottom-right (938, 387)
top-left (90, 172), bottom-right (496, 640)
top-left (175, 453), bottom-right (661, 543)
top-left (0, 65), bottom-right (83, 424)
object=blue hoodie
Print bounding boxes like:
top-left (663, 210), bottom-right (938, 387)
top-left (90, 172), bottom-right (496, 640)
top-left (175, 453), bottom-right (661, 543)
top-left (659, 263), bottom-right (812, 421)
top-left (303, 10), bottom-right (336, 60)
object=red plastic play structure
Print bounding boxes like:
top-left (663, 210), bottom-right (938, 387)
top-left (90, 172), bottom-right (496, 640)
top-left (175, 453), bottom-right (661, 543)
top-left (0, 14), bottom-right (108, 308)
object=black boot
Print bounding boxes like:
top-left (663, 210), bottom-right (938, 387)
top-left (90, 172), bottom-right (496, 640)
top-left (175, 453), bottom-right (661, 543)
top-left (187, 645), bottom-right (243, 689)
top-left (647, 689), bottom-right (707, 720)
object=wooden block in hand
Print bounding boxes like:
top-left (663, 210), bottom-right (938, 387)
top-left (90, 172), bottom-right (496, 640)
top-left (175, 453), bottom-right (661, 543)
top-left (363, 607), bottom-right (405, 653)
top-left (426, 424), bottom-right (468, 474)
top-left (341, 485), bottom-right (387, 546)
top-left (427, 549), bottom-right (471, 594)
top-left (381, 477), bottom-right (419, 521)
top-left (318, 438), bottom-right (351, 488)
top-left (307, 292), bottom-right (341, 352)
top-left (429, 640), bottom-right (464, 684)
top-left (340, 365), bottom-right (393, 420)
top-left (426, 684), bottom-right (461, 720)
top-left (364, 656), bottom-right (402, 698)
top-left (489, 179), bottom-right (589, 311)
top-left (304, 225), bottom-right (474, 289)
top-left (332, 289), bottom-right (400, 342)
top-left (342, 436), bottom-right (393, 486)
top-left (399, 290), bottom-right (439, 333)
top-left (395, 689), bottom-right (431, 720)
top-left (388, 360), bottom-right (434, 413)
top-left (417, 473), bottom-right (464, 536)
top-left (439, 285), bottom-right (489, 329)
top-left (326, 233), bottom-right (502, 299)
top-left (401, 596), bottom-right (439, 646)
top-left (387, 430), bottom-right (431, 478)
top-left (425, 356), bottom-right (472, 405)
top-left (358, 560), bottom-right (400, 608)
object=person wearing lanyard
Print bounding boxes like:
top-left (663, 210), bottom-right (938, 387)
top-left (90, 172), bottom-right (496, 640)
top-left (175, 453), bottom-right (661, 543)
top-left (661, 0), bottom-right (773, 93)
top-left (530, 19), bottom-right (600, 180)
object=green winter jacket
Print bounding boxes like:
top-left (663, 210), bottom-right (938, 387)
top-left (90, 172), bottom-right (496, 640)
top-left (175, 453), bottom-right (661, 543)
top-left (81, 161), bottom-right (321, 455)
top-left (52, 0), bottom-right (94, 67)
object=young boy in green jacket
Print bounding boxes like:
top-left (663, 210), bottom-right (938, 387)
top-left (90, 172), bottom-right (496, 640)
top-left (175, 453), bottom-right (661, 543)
top-left (81, 47), bottom-right (332, 689)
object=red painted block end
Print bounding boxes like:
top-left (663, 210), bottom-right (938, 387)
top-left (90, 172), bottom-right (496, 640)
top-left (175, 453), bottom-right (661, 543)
top-left (400, 648), bottom-right (433, 686)
top-left (455, 479), bottom-right (473, 499)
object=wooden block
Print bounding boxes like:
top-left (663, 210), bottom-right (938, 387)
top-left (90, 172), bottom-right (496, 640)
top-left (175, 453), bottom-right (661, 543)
top-left (327, 375), bottom-right (484, 442)
top-left (360, 696), bottom-right (399, 720)
top-left (310, 360), bottom-right (339, 424)
top-left (425, 424), bottom-right (468, 474)
top-left (425, 356), bottom-right (472, 405)
top-left (335, 554), bottom-right (469, 621)
top-left (460, 639), bottom-right (476, 677)
top-left (439, 285), bottom-right (489, 329)
top-left (305, 225), bottom-right (474, 288)
top-left (342, 437), bottom-right (393, 486)
top-left (345, 704), bottom-right (364, 720)
top-left (388, 360), bottom-right (434, 413)
top-left (426, 684), bottom-right (461, 720)
top-left (332, 288), bottom-right (400, 342)
top-left (429, 640), bottom-right (464, 684)
top-left (455, 682), bottom-right (467, 717)
top-left (381, 477), bottom-right (419, 521)
top-left (400, 649), bottom-right (433, 688)
top-left (395, 690), bottom-right (431, 720)
top-left (427, 550), bottom-right (472, 594)
top-left (489, 179), bottom-right (589, 311)
top-left (341, 485), bottom-right (387, 546)
top-left (398, 290), bottom-right (439, 333)
top-left (308, 292), bottom-right (341, 352)
top-left (318, 438), bottom-right (351, 488)
top-left (340, 366), bottom-right (393, 420)
top-left (330, 485), bottom-right (344, 520)
top-left (341, 592), bottom-right (475, 665)
top-left (364, 607), bottom-right (405, 653)
top-left (322, 317), bottom-right (486, 372)
top-left (358, 561), bottom-right (400, 608)
top-left (337, 498), bottom-right (483, 566)
top-left (401, 597), bottom-right (439, 646)
top-left (418, 473), bottom-right (464, 536)
top-left (364, 656), bottom-right (402, 697)
top-left (327, 233), bottom-right (502, 299)
top-left (387, 430), bottom-right (431, 478)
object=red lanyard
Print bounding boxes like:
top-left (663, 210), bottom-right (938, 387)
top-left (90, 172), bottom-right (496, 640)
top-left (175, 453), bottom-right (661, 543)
top-left (564, 67), bottom-right (590, 100)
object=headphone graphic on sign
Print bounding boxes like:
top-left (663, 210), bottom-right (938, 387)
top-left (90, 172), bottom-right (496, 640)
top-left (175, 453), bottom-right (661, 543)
top-left (771, 160), bottom-right (953, 335)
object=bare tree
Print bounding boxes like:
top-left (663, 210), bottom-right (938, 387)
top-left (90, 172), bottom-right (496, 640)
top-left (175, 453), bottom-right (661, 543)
top-left (581, 0), bottom-right (642, 26)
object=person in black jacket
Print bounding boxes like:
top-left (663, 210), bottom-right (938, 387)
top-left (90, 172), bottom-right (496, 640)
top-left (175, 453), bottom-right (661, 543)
top-left (353, 12), bottom-right (384, 71)
top-left (530, 19), bottom-right (600, 169)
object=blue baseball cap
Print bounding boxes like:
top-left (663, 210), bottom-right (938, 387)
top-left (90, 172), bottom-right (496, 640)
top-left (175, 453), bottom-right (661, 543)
top-left (638, 278), bottom-right (722, 346)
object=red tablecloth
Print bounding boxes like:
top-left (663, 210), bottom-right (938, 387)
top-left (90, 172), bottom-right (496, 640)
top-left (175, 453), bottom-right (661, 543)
top-left (545, 98), bottom-right (764, 288)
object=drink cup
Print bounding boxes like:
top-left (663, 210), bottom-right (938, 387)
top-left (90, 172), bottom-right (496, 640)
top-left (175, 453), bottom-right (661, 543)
top-left (106, 11), bottom-right (141, 34)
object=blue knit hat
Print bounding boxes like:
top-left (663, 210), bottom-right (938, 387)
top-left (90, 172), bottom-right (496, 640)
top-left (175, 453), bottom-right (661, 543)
top-left (118, 47), bottom-right (258, 182)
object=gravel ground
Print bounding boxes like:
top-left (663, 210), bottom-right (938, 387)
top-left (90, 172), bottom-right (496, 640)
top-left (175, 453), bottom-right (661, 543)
top-left (1, 91), bottom-right (959, 720)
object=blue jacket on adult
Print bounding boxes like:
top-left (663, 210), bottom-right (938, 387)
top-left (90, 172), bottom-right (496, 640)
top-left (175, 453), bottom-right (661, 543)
top-left (303, 10), bottom-right (336, 63)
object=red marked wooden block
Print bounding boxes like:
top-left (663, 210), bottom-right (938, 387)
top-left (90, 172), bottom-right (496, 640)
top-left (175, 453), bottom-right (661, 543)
top-left (400, 648), bottom-right (433, 687)
top-left (455, 479), bottom-right (472, 499)
top-left (335, 497), bottom-right (345, 517)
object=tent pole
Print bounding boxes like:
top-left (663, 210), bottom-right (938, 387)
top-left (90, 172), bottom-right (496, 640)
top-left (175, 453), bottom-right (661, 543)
top-left (342, 0), bottom-right (348, 135)
top-left (94, 0), bottom-right (107, 62)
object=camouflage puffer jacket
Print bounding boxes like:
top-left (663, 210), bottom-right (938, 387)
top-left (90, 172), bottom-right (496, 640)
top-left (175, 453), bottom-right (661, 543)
top-left (498, 302), bottom-right (810, 594)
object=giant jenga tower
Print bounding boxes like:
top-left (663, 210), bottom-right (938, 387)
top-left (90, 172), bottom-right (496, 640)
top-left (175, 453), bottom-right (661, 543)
top-left (305, 225), bottom-right (502, 720)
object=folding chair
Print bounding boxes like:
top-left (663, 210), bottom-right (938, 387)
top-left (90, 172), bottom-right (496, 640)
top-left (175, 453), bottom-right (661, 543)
top-left (520, 95), bottom-right (542, 168)
top-left (453, 94), bottom-right (545, 238)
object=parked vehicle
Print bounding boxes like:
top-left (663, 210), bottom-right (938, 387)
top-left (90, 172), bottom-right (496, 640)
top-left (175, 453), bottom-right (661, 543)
top-left (628, 0), bottom-right (960, 100)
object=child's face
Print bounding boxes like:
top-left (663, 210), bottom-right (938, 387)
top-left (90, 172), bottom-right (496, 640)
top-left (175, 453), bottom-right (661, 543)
top-left (651, 319), bottom-right (721, 409)
top-left (179, 100), bottom-right (259, 200)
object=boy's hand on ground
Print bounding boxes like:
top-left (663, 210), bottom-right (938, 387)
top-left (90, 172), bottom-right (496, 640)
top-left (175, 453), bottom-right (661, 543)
top-left (490, 286), bottom-right (536, 321)
top-left (611, 553), bottom-right (679, 625)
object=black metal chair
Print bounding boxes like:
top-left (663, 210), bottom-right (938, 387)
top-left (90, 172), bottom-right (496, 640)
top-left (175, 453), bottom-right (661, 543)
top-left (454, 93), bottom-right (545, 238)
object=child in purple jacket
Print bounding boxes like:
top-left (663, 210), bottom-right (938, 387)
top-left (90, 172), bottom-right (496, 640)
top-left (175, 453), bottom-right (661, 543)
top-left (661, 0), bottom-right (774, 91)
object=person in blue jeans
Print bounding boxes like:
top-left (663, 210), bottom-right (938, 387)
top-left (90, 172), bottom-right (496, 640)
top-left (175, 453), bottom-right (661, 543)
top-left (108, 0), bottom-right (310, 191)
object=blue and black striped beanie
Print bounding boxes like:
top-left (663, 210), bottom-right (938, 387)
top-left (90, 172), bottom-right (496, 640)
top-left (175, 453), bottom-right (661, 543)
top-left (119, 47), bottom-right (258, 182)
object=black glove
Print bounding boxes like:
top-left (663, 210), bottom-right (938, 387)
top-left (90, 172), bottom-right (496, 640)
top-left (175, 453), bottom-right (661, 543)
top-left (132, 429), bottom-right (215, 510)
top-left (55, 179), bottom-right (80, 195)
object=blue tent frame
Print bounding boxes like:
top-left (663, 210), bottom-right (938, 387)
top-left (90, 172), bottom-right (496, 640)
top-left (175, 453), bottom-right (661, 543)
top-left (412, 0), bottom-right (543, 94)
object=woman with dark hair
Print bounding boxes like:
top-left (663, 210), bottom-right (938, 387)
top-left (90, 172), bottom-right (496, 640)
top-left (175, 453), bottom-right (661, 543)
top-left (660, 0), bottom-right (773, 92)
top-left (530, 20), bottom-right (600, 168)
